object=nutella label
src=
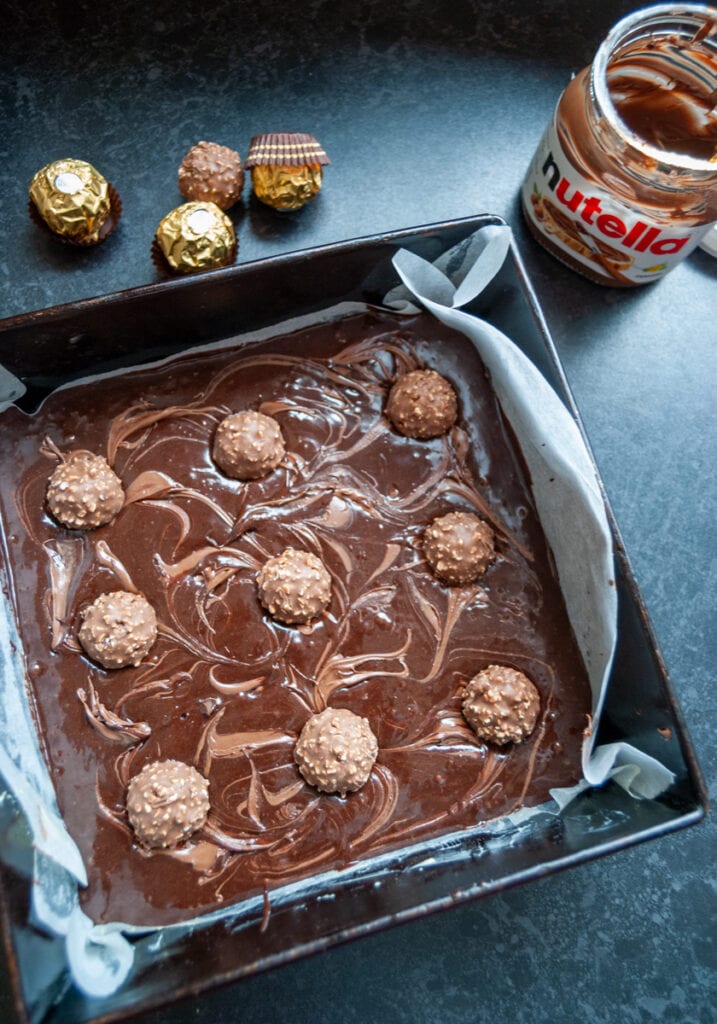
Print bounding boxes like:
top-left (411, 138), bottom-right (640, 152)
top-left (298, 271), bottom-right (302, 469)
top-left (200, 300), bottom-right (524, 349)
top-left (522, 118), bottom-right (713, 283)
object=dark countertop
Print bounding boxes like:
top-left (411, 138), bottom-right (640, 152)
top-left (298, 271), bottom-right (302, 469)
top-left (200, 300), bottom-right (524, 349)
top-left (0, 2), bottom-right (714, 1022)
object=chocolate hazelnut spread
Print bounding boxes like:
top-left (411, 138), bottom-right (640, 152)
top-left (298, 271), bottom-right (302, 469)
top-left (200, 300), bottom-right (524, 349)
top-left (523, 4), bottom-right (717, 285)
top-left (0, 310), bottom-right (591, 927)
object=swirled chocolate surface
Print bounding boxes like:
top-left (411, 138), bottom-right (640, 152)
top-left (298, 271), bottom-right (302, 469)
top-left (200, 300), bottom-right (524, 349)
top-left (0, 310), bottom-right (590, 927)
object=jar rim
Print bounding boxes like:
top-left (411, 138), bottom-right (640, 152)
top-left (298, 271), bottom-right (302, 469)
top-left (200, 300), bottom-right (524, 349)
top-left (591, 3), bottom-right (717, 175)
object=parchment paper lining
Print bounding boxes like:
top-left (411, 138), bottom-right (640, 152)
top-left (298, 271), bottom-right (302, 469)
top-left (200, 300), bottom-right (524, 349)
top-left (0, 225), bottom-right (673, 1005)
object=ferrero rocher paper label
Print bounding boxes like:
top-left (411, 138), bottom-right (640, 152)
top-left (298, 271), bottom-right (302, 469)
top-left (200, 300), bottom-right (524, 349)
top-left (155, 201), bottom-right (236, 272)
top-left (251, 165), bottom-right (323, 210)
top-left (29, 159), bottom-right (110, 241)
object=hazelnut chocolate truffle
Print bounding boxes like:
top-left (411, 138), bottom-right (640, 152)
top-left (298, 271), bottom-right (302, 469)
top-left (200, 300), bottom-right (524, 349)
top-left (178, 141), bottom-right (245, 210)
top-left (154, 201), bottom-right (236, 273)
top-left (257, 548), bottom-right (331, 625)
top-left (423, 511), bottom-right (495, 585)
top-left (245, 132), bottom-right (330, 211)
top-left (295, 708), bottom-right (378, 797)
top-left (127, 760), bottom-right (210, 849)
top-left (462, 665), bottom-right (540, 746)
top-left (78, 591), bottom-right (158, 669)
top-left (212, 410), bottom-right (285, 480)
top-left (46, 450), bottom-right (124, 530)
top-left (29, 158), bottom-right (116, 244)
top-left (386, 369), bottom-right (458, 439)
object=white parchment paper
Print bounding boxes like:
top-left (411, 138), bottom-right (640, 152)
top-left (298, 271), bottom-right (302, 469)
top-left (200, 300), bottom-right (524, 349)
top-left (384, 225), bottom-right (674, 807)
top-left (0, 225), bottom-right (674, 1007)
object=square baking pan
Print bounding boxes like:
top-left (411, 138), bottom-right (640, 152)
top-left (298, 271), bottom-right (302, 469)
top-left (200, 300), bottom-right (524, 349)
top-left (0, 215), bottom-right (706, 1024)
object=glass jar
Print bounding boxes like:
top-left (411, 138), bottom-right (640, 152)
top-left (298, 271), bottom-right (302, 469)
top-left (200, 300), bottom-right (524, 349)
top-left (521, 4), bottom-right (717, 286)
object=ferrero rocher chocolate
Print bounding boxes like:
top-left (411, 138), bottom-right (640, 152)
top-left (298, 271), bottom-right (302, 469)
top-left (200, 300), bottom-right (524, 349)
top-left (29, 158), bottom-right (113, 244)
top-left (127, 761), bottom-right (210, 849)
top-left (294, 708), bottom-right (378, 797)
top-left (462, 665), bottom-right (540, 746)
top-left (257, 548), bottom-right (332, 625)
top-left (178, 141), bottom-right (245, 210)
top-left (154, 201), bottom-right (236, 274)
top-left (245, 132), bottom-right (329, 211)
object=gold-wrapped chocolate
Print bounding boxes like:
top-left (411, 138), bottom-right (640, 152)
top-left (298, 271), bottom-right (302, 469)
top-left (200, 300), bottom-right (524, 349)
top-left (154, 201), bottom-right (237, 274)
top-left (245, 132), bottom-right (330, 211)
top-left (29, 158), bottom-right (117, 244)
top-left (250, 164), bottom-right (323, 211)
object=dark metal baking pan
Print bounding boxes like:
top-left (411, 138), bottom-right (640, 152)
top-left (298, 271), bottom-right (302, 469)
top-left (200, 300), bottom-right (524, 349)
top-left (0, 215), bottom-right (706, 1024)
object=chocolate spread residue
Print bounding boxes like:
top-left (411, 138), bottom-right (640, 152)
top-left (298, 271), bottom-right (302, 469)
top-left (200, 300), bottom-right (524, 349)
top-left (0, 311), bottom-right (591, 927)
top-left (607, 28), bottom-right (717, 161)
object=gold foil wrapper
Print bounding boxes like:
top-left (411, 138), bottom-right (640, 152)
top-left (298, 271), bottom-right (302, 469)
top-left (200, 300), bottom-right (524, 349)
top-left (29, 159), bottom-right (111, 242)
top-left (155, 202), bottom-right (237, 273)
top-left (251, 165), bottom-right (323, 211)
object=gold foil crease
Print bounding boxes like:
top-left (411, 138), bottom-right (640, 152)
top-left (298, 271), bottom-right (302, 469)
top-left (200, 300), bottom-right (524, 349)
top-left (251, 165), bottom-right (323, 211)
top-left (155, 202), bottom-right (236, 273)
top-left (29, 159), bottom-right (111, 242)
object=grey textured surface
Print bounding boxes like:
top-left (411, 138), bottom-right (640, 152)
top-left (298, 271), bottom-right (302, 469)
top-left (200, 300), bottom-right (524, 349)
top-left (0, 1), bottom-right (715, 1022)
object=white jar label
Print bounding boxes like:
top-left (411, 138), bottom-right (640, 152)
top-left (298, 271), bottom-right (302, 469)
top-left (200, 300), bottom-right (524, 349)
top-left (522, 117), bottom-right (714, 283)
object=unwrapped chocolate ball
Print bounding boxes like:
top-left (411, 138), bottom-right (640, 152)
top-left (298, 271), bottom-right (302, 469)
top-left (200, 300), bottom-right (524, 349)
top-left (127, 760), bottom-right (210, 849)
top-left (29, 158), bottom-right (118, 245)
top-left (386, 369), bottom-right (458, 439)
top-left (46, 450), bottom-right (124, 530)
top-left (212, 410), bottom-right (285, 480)
top-left (295, 708), bottom-right (378, 797)
top-left (423, 511), bottom-right (495, 585)
top-left (257, 548), bottom-right (331, 625)
top-left (462, 665), bottom-right (540, 745)
top-left (178, 141), bottom-right (245, 210)
top-left (79, 591), bottom-right (157, 669)
top-left (245, 132), bottom-right (329, 211)
top-left (154, 201), bottom-right (236, 273)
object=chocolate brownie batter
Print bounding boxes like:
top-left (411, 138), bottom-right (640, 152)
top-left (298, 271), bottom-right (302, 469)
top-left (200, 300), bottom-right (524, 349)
top-left (0, 310), bottom-right (591, 927)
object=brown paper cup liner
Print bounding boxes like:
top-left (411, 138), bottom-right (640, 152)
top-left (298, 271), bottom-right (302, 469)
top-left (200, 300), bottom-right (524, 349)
top-left (151, 236), bottom-right (238, 276)
top-left (245, 132), bottom-right (330, 168)
top-left (28, 182), bottom-right (122, 247)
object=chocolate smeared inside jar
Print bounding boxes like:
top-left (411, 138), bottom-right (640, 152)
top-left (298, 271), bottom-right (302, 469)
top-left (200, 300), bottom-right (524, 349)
top-left (245, 132), bottom-right (330, 210)
top-left (522, 4), bottom-right (717, 286)
top-left (607, 21), bottom-right (717, 162)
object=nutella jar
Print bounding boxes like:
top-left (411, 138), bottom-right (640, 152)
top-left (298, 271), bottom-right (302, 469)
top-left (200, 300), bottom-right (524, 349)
top-left (522, 4), bottom-right (717, 286)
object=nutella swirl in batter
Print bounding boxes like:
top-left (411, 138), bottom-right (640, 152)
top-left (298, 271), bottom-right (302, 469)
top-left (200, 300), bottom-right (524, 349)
top-left (0, 311), bottom-right (591, 927)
